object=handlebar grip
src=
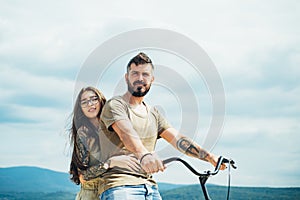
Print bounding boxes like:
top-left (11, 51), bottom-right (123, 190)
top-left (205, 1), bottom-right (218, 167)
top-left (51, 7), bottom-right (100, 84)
top-left (217, 157), bottom-right (237, 170)
top-left (163, 157), bottom-right (179, 165)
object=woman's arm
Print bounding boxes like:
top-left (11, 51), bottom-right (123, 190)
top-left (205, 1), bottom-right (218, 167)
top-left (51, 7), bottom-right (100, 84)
top-left (81, 154), bottom-right (140, 180)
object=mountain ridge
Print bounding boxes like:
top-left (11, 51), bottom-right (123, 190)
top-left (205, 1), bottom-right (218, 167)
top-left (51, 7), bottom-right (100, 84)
top-left (0, 166), bottom-right (187, 193)
top-left (0, 166), bottom-right (78, 192)
top-left (1, 166), bottom-right (300, 200)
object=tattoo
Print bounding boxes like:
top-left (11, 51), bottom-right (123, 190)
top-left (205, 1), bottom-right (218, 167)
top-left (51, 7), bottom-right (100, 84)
top-left (176, 137), bottom-right (208, 160)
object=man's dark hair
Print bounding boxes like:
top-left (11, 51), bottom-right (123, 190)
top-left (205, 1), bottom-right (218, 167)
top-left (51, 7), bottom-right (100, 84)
top-left (127, 52), bottom-right (154, 72)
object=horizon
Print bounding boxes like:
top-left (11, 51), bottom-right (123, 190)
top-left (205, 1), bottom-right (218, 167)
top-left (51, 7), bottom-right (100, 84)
top-left (1, 165), bottom-right (299, 189)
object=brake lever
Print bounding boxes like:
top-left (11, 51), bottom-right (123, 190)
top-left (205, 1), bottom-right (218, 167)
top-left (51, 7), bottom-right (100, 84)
top-left (229, 160), bottom-right (237, 169)
top-left (222, 157), bottom-right (237, 169)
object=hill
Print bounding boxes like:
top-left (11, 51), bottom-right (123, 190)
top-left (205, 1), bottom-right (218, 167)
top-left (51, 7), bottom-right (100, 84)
top-left (0, 166), bottom-right (300, 200)
top-left (160, 184), bottom-right (300, 200)
top-left (0, 166), bottom-right (78, 193)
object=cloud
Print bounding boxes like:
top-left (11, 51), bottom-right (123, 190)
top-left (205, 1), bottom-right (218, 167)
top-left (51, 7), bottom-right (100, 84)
top-left (0, 0), bottom-right (299, 187)
top-left (226, 87), bottom-right (300, 117)
top-left (0, 66), bottom-right (74, 107)
top-left (216, 115), bottom-right (300, 186)
top-left (0, 121), bottom-right (69, 171)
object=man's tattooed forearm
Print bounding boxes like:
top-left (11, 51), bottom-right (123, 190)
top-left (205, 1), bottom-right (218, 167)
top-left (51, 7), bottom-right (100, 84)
top-left (176, 137), bottom-right (209, 160)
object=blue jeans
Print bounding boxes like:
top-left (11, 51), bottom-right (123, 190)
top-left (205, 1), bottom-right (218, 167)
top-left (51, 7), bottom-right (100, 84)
top-left (100, 184), bottom-right (162, 200)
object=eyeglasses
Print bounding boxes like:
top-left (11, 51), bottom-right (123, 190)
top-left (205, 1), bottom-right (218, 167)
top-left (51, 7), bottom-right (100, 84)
top-left (80, 96), bottom-right (99, 108)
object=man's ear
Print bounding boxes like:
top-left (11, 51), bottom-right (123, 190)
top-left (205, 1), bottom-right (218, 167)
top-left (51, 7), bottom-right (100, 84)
top-left (151, 75), bottom-right (155, 83)
top-left (125, 73), bottom-right (128, 82)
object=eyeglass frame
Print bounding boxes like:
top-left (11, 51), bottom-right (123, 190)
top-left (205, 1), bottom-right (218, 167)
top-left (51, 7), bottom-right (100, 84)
top-left (80, 96), bottom-right (99, 108)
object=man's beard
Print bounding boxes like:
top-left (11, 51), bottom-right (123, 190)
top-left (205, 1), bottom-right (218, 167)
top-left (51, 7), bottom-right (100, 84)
top-left (127, 80), bottom-right (151, 97)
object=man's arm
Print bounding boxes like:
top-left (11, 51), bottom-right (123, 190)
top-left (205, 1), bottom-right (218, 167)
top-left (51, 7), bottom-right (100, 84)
top-left (112, 119), bottom-right (165, 173)
top-left (160, 127), bottom-right (226, 169)
top-left (112, 119), bottom-right (148, 157)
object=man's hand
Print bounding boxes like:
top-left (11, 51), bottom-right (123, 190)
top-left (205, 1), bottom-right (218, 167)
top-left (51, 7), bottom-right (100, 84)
top-left (206, 153), bottom-right (227, 170)
top-left (139, 152), bottom-right (165, 174)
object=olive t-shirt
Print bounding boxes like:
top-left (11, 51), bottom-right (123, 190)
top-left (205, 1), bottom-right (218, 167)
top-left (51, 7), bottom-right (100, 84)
top-left (98, 95), bottom-right (171, 194)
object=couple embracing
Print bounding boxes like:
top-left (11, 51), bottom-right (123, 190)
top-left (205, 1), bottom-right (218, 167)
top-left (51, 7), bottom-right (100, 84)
top-left (68, 52), bottom-right (225, 200)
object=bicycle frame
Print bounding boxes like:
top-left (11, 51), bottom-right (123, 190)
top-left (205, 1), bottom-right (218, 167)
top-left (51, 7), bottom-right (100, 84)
top-left (163, 156), bottom-right (237, 200)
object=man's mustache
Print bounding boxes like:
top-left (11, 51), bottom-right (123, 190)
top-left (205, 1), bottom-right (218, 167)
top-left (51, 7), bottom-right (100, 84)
top-left (133, 81), bottom-right (147, 86)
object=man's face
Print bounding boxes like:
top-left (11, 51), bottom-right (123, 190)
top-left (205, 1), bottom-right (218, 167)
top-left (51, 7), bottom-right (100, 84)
top-left (126, 63), bottom-right (154, 97)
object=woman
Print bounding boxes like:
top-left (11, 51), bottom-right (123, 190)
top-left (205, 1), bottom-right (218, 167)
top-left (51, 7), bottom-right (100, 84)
top-left (69, 86), bottom-right (140, 200)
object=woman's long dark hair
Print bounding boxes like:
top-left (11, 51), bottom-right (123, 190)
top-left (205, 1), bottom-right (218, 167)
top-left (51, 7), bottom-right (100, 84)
top-left (69, 86), bottom-right (106, 185)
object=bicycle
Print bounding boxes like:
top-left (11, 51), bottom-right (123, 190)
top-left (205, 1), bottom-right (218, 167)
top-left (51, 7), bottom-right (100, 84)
top-left (163, 156), bottom-right (237, 200)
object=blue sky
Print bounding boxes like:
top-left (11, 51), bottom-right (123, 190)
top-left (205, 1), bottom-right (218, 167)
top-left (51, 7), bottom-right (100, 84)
top-left (1, 0), bottom-right (299, 187)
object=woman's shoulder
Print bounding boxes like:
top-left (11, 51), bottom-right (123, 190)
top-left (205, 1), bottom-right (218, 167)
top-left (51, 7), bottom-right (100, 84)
top-left (77, 125), bottom-right (89, 138)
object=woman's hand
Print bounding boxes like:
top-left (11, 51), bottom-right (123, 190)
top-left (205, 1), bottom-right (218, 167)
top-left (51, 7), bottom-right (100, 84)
top-left (79, 174), bottom-right (86, 184)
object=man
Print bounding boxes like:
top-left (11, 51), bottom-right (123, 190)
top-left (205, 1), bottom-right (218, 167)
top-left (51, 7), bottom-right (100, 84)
top-left (99, 52), bottom-right (225, 200)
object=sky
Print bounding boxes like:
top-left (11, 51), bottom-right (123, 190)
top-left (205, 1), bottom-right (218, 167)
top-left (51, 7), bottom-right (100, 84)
top-left (0, 0), bottom-right (300, 187)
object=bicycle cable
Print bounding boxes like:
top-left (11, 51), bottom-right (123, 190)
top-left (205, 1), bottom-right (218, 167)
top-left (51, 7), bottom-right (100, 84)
top-left (226, 160), bottom-right (231, 200)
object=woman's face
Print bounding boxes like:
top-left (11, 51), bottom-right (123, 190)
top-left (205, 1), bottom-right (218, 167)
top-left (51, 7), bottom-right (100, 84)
top-left (80, 90), bottom-right (100, 120)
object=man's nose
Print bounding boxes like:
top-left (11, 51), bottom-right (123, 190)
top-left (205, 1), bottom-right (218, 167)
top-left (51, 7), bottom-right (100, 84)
top-left (137, 73), bottom-right (143, 81)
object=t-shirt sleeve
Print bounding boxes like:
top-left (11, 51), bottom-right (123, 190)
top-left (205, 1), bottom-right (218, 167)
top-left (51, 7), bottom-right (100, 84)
top-left (100, 97), bottom-right (129, 131)
top-left (152, 106), bottom-right (172, 137)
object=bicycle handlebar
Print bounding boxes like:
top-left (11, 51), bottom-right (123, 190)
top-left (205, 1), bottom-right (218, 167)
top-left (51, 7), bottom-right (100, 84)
top-left (163, 156), bottom-right (237, 177)
top-left (162, 156), bottom-right (237, 200)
